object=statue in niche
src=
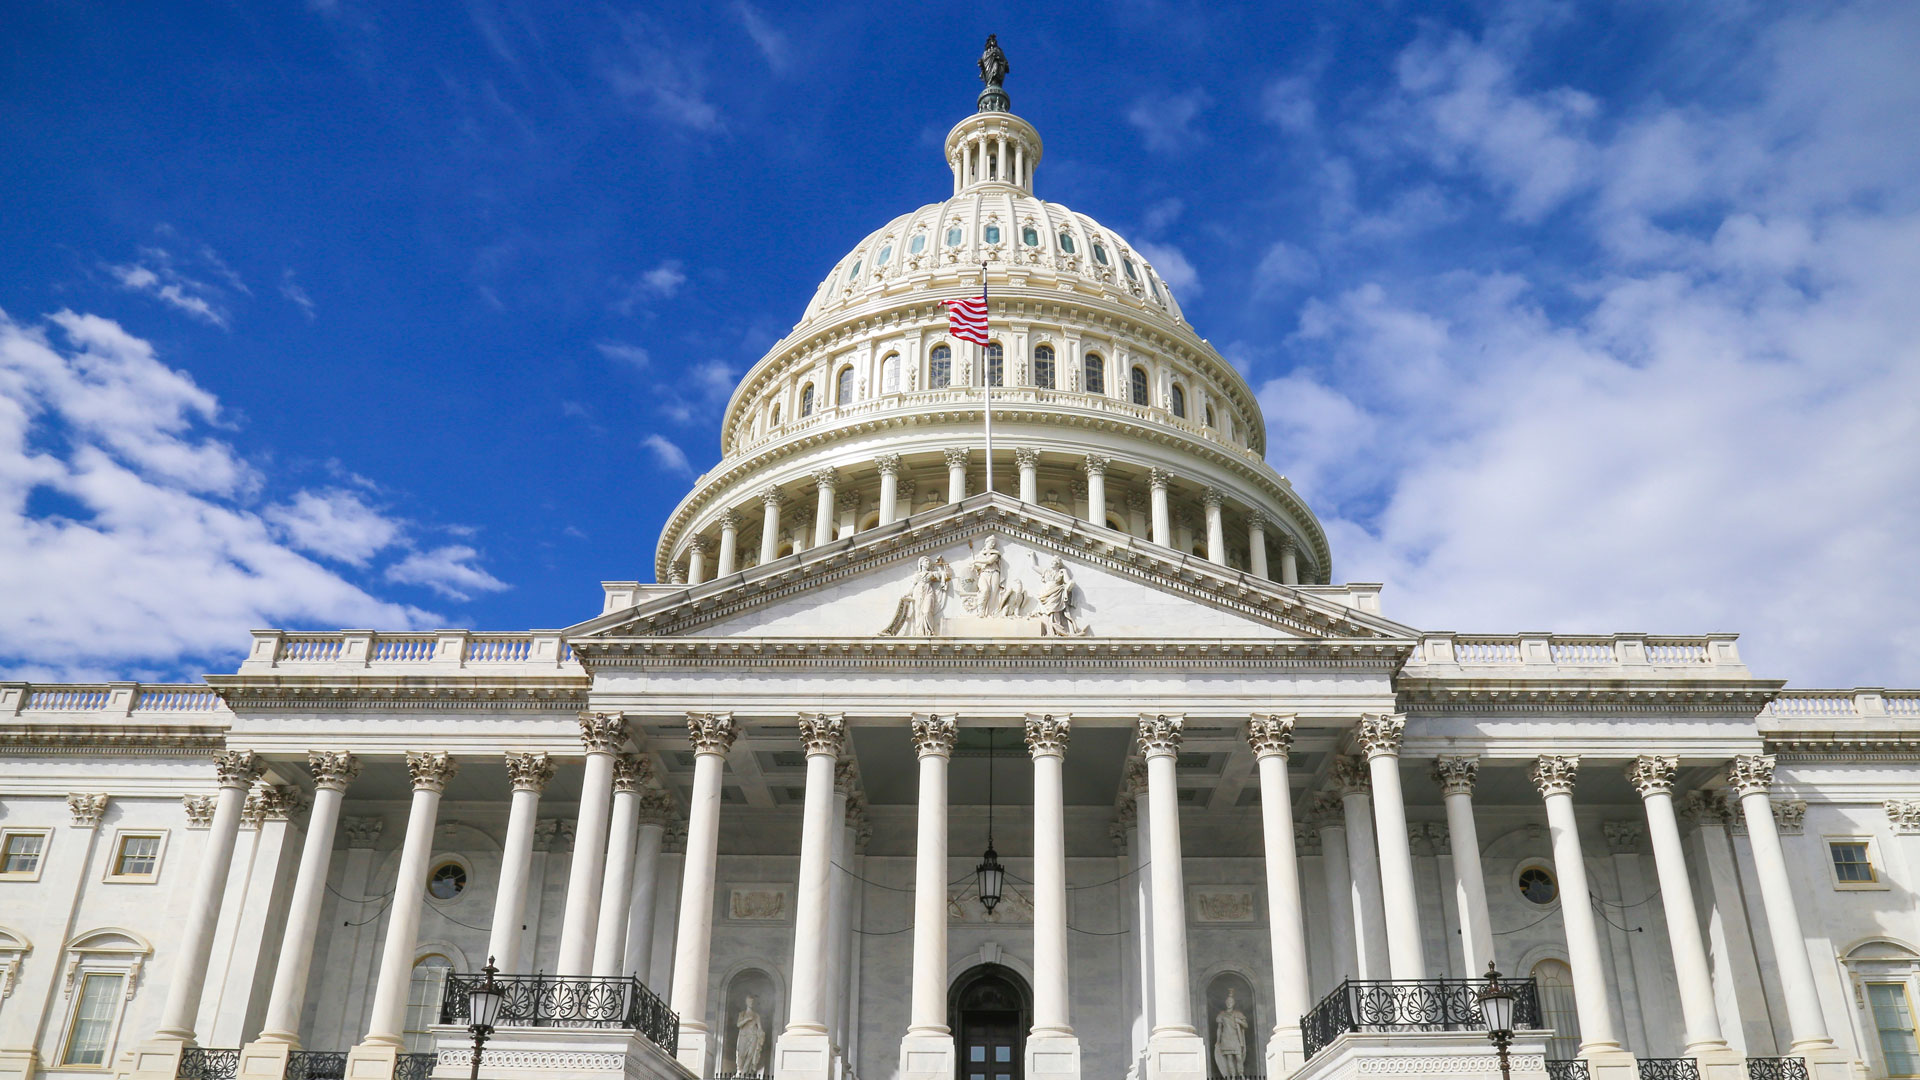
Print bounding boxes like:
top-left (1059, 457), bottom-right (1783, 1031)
top-left (1032, 555), bottom-right (1089, 636)
top-left (880, 556), bottom-right (952, 636)
top-left (978, 34), bottom-right (1009, 89)
top-left (1212, 989), bottom-right (1248, 1080)
top-left (734, 994), bottom-right (766, 1077)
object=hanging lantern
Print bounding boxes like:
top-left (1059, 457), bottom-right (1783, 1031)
top-left (976, 846), bottom-right (1005, 913)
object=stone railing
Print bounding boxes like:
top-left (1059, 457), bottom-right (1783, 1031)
top-left (240, 630), bottom-right (579, 673)
top-left (1, 682), bottom-right (230, 718)
top-left (719, 385), bottom-right (1263, 467)
top-left (1762, 689), bottom-right (1920, 720)
top-left (1410, 633), bottom-right (1746, 673)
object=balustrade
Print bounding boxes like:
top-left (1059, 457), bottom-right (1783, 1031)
top-left (1638, 1059), bottom-right (1701, 1080)
top-left (1547, 1062), bottom-right (1592, 1080)
top-left (176, 1048), bottom-right (239, 1080)
top-left (1744, 1059), bottom-right (1809, 1080)
top-left (1300, 978), bottom-right (1541, 1059)
top-left (285, 1051), bottom-right (349, 1080)
top-left (439, 972), bottom-right (678, 1053)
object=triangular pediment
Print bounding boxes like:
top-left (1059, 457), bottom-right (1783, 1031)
top-left (569, 495), bottom-right (1417, 646)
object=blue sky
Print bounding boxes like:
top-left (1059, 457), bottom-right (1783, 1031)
top-left (2, 0), bottom-right (1916, 686)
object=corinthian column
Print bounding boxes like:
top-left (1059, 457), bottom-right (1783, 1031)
top-left (876, 454), bottom-right (903, 524)
top-left (1331, 755), bottom-right (1388, 980)
top-left (348, 752), bottom-right (457, 1076)
top-left (557, 713), bottom-right (627, 977)
top-left (1015, 447), bottom-right (1040, 503)
top-left (1084, 455), bottom-right (1109, 526)
top-left (1148, 469), bottom-right (1173, 547)
top-left (812, 468), bottom-right (838, 547)
top-left (671, 713), bottom-right (738, 1074)
top-left (1278, 536), bottom-right (1299, 585)
top-left (625, 789), bottom-right (674, 982)
top-left (1025, 714), bottom-right (1082, 1079)
top-left (776, 713), bottom-right (847, 1080)
top-left (1730, 755), bottom-right (1852, 1079)
top-left (1137, 716), bottom-right (1206, 1080)
top-left (491, 752), bottom-right (555, 972)
top-left (1432, 756), bottom-right (1493, 975)
top-left (254, 753), bottom-right (360, 1044)
top-left (153, 751), bottom-right (262, 1043)
top-left (901, 715), bottom-right (958, 1080)
top-left (944, 448), bottom-right (969, 503)
top-left (593, 754), bottom-right (651, 976)
top-left (760, 488), bottom-right (786, 563)
top-left (1532, 756), bottom-right (1635, 1079)
top-left (1248, 716), bottom-right (1308, 1077)
top-left (687, 537), bottom-right (709, 585)
top-left (1202, 490), bottom-right (1226, 564)
top-left (1357, 714), bottom-right (1424, 980)
top-left (1247, 513), bottom-right (1270, 579)
top-left (1626, 756), bottom-right (1743, 1080)
top-left (716, 510), bottom-right (739, 576)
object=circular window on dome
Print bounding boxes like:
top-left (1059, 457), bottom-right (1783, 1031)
top-left (1093, 243), bottom-right (1109, 265)
top-left (946, 226), bottom-right (963, 246)
top-left (910, 233), bottom-right (927, 255)
top-left (1022, 226), bottom-right (1039, 246)
top-left (1123, 257), bottom-right (1138, 280)
top-left (983, 225), bottom-right (1001, 244)
top-left (1059, 232), bottom-right (1076, 253)
top-left (1518, 866), bottom-right (1557, 905)
top-left (877, 244), bottom-right (892, 266)
top-left (428, 861), bottom-right (468, 900)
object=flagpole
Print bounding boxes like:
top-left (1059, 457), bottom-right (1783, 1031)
top-left (981, 260), bottom-right (993, 495)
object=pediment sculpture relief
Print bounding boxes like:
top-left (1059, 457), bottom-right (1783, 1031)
top-left (880, 536), bottom-right (1090, 637)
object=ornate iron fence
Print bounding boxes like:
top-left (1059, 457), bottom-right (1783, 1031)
top-left (1300, 978), bottom-right (1543, 1059)
top-left (393, 1053), bottom-right (435, 1080)
top-left (285, 1051), bottom-right (348, 1080)
top-left (176, 1048), bottom-right (239, 1080)
top-left (1747, 1059), bottom-right (1809, 1080)
top-left (1638, 1058), bottom-right (1702, 1080)
top-left (1547, 1061), bottom-right (1591, 1080)
top-left (440, 971), bottom-right (678, 1054)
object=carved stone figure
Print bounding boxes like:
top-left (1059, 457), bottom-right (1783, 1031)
top-left (880, 556), bottom-right (951, 636)
top-left (734, 994), bottom-right (766, 1077)
top-left (1213, 989), bottom-right (1248, 1079)
top-left (1033, 556), bottom-right (1089, 636)
top-left (978, 34), bottom-right (1009, 88)
top-left (964, 536), bottom-right (1009, 616)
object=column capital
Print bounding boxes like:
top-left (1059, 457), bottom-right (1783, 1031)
top-left (1014, 447), bottom-right (1040, 469)
top-left (1431, 755), bottom-right (1479, 796)
top-left (1083, 453), bottom-right (1109, 476)
top-left (579, 712), bottom-right (630, 754)
top-left (1356, 713), bottom-right (1406, 759)
top-left (910, 713), bottom-right (958, 758)
top-left (637, 788), bottom-right (677, 826)
top-left (1678, 790), bottom-right (1739, 829)
top-left (1122, 758), bottom-right (1149, 799)
top-left (1148, 467), bottom-right (1174, 491)
top-left (1531, 754), bottom-right (1580, 798)
top-left (1309, 792), bottom-right (1345, 827)
top-left (1112, 794), bottom-right (1137, 831)
top-left (405, 751), bottom-right (459, 792)
top-left (718, 509), bottom-right (739, 530)
top-left (308, 751), bottom-right (362, 792)
top-left (1884, 800), bottom-right (1920, 835)
top-left (1329, 754), bottom-right (1370, 797)
top-left (1602, 820), bottom-right (1646, 854)
top-left (759, 486), bottom-right (787, 508)
top-left (835, 759), bottom-right (863, 798)
top-left (343, 816), bottom-right (383, 846)
top-left (182, 794), bottom-right (216, 829)
top-left (68, 792), bottom-right (109, 828)
top-left (1773, 799), bottom-right (1808, 834)
top-left (874, 452), bottom-right (903, 476)
top-left (1626, 754), bottom-right (1679, 797)
top-left (688, 711), bottom-right (739, 755)
top-left (687, 535), bottom-right (710, 555)
top-left (505, 751), bottom-right (557, 793)
top-left (1125, 489), bottom-right (1150, 512)
top-left (1728, 754), bottom-right (1776, 796)
top-left (1247, 511), bottom-right (1269, 532)
top-left (944, 447), bottom-right (970, 468)
top-left (836, 490), bottom-right (861, 512)
top-left (799, 712), bottom-right (847, 757)
top-left (811, 467), bottom-right (839, 489)
top-left (1137, 713), bottom-right (1183, 757)
top-left (214, 749), bottom-right (264, 789)
top-left (1024, 712), bottom-right (1071, 757)
top-left (1246, 714), bottom-right (1295, 759)
top-left (1202, 487), bottom-right (1225, 510)
top-left (1278, 534), bottom-right (1299, 555)
top-left (251, 784), bottom-right (304, 823)
top-left (613, 753), bottom-right (653, 793)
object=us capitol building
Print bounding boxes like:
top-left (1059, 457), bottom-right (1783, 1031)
top-left (4, 39), bottom-right (1918, 1080)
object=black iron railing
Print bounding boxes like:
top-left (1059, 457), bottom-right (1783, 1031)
top-left (1547, 1061), bottom-right (1591, 1080)
top-left (1638, 1059), bottom-right (1701, 1080)
top-left (393, 1052), bottom-right (435, 1080)
top-left (1747, 1059), bottom-right (1809, 1080)
top-left (440, 971), bottom-right (678, 1054)
top-left (285, 1051), bottom-right (348, 1080)
top-left (177, 1048), bottom-right (239, 1080)
top-left (1301, 978), bottom-right (1543, 1059)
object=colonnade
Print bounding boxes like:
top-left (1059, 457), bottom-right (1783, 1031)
top-left (678, 446), bottom-right (1307, 587)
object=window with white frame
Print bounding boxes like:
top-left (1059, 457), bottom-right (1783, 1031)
top-left (1843, 940), bottom-right (1920, 1078)
top-left (61, 971), bottom-right (125, 1066)
top-left (103, 831), bottom-right (166, 883)
top-left (0, 829), bottom-right (49, 881)
top-left (1827, 837), bottom-right (1888, 889)
top-left (56, 928), bottom-right (150, 1070)
top-left (1870, 983), bottom-right (1920, 1077)
top-left (403, 955), bottom-right (454, 1053)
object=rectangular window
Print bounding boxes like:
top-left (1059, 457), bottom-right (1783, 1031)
top-left (985, 344), bottom-right (1004, 387)
top-left (1831, 841), bottom-right (1876, 883)
top-left (1869, 983), bottom-right (1920, 1077)
top-left (1, 831), bottom-right (47, 878)
top-left (113, 835), bottom-right (161, 878)
top-left (61, 972), bottom-right (124, 1066)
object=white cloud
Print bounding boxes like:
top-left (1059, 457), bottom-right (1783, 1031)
top-left (733, 3), bottom-right (790, 73)
top-left (108, 256), bottom-right (229, 327)
top-left (1138, 243), bottom-right (1200, 297)
top-left (653, 359), bottom-right (737, 426)
top-left (595, 340), bottom-right (651, 368)
top-left (642, 433), bottom-right (692, 475)
top-left (280, 268), bottom-right (317, 319)
top-left (604, 18), bottom-right (724, 133)
top-left (265, 489), bottom-right (401, 566)
top-left (1252, 240), bottom-right (1320, 296)
top-left (612, 261), bottom-right (688, 315)
top-left (1262, 75), bottom-right (1317, 135)
top-left (1127, 88), bottom-right (1210, 154)
top-left (1142, 198), bottom-right (1184, 234)
top-left (0, 308), bottom-right (443, 677)
top-left (384, 545), bottom-right (509, 601)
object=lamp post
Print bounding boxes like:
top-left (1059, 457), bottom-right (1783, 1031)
top-left (975, 728), bottom-right (1005, 913)
top-left (1479, 960), bottom-right (1517, 1080)
top-left (467, 956), bottom-right (506, 1080)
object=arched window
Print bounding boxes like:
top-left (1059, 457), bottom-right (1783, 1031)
top-left (985, 342), bottom-right (1004, 387)
top-left (1083, 352), bottom-right (1105, 394)
top-left (929, 345), bottom-right (952, 389)
top-left (799, 384), bottom-right (815, 418)
top-left (882, 353), bottom-right (901, 393)
top-left (1093, 243), bottom-right (1109, 265)
top-left (1033, 345), bottom-right (1055, 389)
top-left (771, 403), bottom-right (782, 426)
top-left (54, 928), bottom-right (151, 1068)
top-left (404, 955), bottom-right (454, 1053)
top-left (910, 233), bottom-right (927, 255)
top-left (946, 226), bottom-right (964, 246)
top-left (1532, 960), bottom-right (1580, 1061)
top-left (1022, 226), bottom-right (1039, 246)
top-left (1204, 404), bottom-right (1215, 428)
top-left (1058, 231), bottom-right (1076, 253)
top-left (836, 366), bottom-right (855, 406)
top-left (1129, 366), bottom-right (1149, 406)
top-left (1170, 384), bottom-right (1187, 418)
top-left (983, 224), bottom-right (1002, 244)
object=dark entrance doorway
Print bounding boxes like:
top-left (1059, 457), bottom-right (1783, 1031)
top-left (948, 964), bottom-right (1031, 1080)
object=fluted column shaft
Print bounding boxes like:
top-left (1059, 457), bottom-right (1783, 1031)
top-left (1203, 493), bottom-right (1226, 565)
top-left (1533, 756), bottom-right (1622, 1054)
top-left (1249, 718), bottom-right (1308, 1057)
top-left (1434, 757), bottom-right (1493, 974)
top-left (877, 455), bottom-right (902, 524)
top-left (687, 539), bottom-right (708, 585)
top-left (760, 492), bottom-right (784, 564)
top-left (1732, 755), bottom-right (1836, 1052)
top-left (717, 513), bottom-right (739, 576)
top-left (1334, 759), bottom-right (1389, 980)
top-left (1279, 539), bottom-right (1299, 585)
top-left (593, 755), bottom-right (648, 976)
top-left (1627, 757), bottom-right (1728, 1055)
top-left (624, 799), bottom-right (669, 982)
top-left (813, 470), bottom-right (837, 547)
top-left (363, 753), bottom-right (457, 1046)
top-left (1149, 471), bottom-right (1173, 547)
top-left (908, 718), bottom-right (955, 1034)
top-left (1027, 715), bottom-right (1073, 1036)
top-left (1016, 448), bottom-right (1040, 503)
top-left (155, 752), bottom-right (261, 1040)
top-left (1359, 715), bottom-right (1424, 980)
top-left (1139, 717), bottom-right (1196, 1035)
top-left (1084, 457), bottom-right (1108, 526)
top-left (558, 715), bottom-right (624, 976)
top-left (1131, 770), bottom-right (1157, 1039)
top-left (785, 714), bottom-right (846, 1034)
top-left (1248, 517), bottom-right (1270, 579)
top-left (945, 449), bottom-right (968, 503)
top-left (257, 753), bottom-right (360, 1043)
top-left (490, 753), bottom-right (554, 972)
top-left (671, 714), bottom-right (738, 1070)
top-left (1316, 804), bottom-right (1359, 982)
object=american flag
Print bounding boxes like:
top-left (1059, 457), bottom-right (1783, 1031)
top-left (942, 296), bottom-right (989, 345)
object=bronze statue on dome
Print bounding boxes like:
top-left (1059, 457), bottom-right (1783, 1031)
top-left (979, 35), bottom-right (1009, 89)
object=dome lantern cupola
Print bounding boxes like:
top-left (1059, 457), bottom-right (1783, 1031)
top-left (946, 35), bottom-right (1041, 196)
